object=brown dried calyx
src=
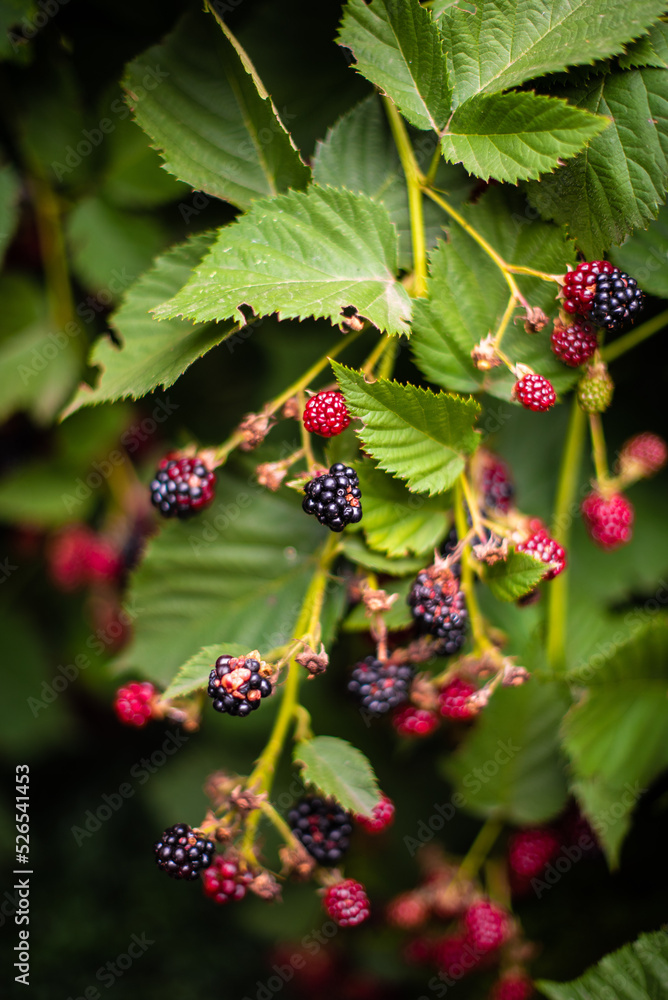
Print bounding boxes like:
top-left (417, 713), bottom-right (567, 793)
top-left (295, 643), bottom-right (329, 678)
top-left (471, 334), bottom-right (502, 371)
top-left (248, 870), bottom-right (282, 901)
top-left (238, 410), bottom-right (277, 451)
top-left (279, 840), bottom-right (316, 880)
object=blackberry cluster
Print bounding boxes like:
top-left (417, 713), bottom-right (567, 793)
top-left (408, 565), bottom-right (468, 654)
top-left (154, 823), bottom-right (215, 880)
top-left (114, 681), bottom-right (156, 727)
top-left (355, 794), bottom-right (395, 834)
top-left (207, 654), bottom-right (272, 717)
top-left (562, 259), bottom-right (614, 314)
top-left (550, 319), bottom-right (598, 367)
top-left (323, 878), bottom-right (371, 927)
top-left (288, 797), bottom-right (353, 866)
top-left (302, 463), bottom-right (362, 532)
top-left (590, 269), bottom-right (644, 331)
top-left (150, 456), bottom-right (216, 519)
top-left (303, 390), bottom-right (350, 438)
top-left (202, 854), bottom-right (253, 904)
top-left (347, 657), bottom-right (414, 715)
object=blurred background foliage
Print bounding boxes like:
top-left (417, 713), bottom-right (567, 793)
top-left (0, 1), bottom-right (667, 998)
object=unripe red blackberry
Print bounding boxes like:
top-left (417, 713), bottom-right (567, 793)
top-left (550, 318), bottom-right (598, 367)
top-left (435, 934), bottom-right (478, 976)
top-left (303, 390), bottom-right (351, 437)
top-left (85, 536), bottom-right (122, 584)
top-left (207, 653), bottom-right (273, 717)
top-left (202, 854), bottom-right (253, 904)
top-left (516, 529), bottom-right (566, 580)
top-left (508, 827), bottom-right (561, 878)
top-left (348, 657), bottom-right (414, 715)
top-left (561, 260), bottom-right (615, 314)
top-left (492, 972), bottom-right (534, 1000)
top-left (323, 878), bottom-right (370, 926)
top-left (288, 797), bottom-right (353, 867)
top-left (408, 563), bottom-right (468, 653)
top-left (48, 524), bottom-right (96, 591)
top-left (392, 705), bottom-right (440, 737)
top-left (438, 677), bottom-right (477, 720)
top-left (513, 372), bottom-right (556, 412)
top-left (581, 491), bottom-right (634, 550)
top-left (302, 462), bottom-right (362, 532)
top-left (114, 681), bottom-right (156, 727)
top-left (154, 823), bottom-right (215, 880)
top-left (618, 432), bottom-right (668, 479)
top-left (150, 455), bottom-right (216, 518)
top-left (355, 794), bottom-right (395, 834)
top-left (577, 364), bottom-right (613, 413)
top-left (387, 892), bottom-right (429, 929)
top-left (463, 899), bottom-right (510, 953)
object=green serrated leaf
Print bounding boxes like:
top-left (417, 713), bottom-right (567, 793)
top-left (124, 9), bottom-right (309, 209)
top-left (162, 643), bottom-right (249, 700)
top-left (155, 186), bottom-right (412, 335)
top-left (410, 189), bottom-right (578, 399)
top-left (444, 681), bottom-right (570, 825)
top-left (337, 0), bottom-right (451, 132)
top-left (312, 95), bottom-right (470, 270)
top-left (527, 68), bottom-right (668, 258)
top-left (484, 550), bottom-right (549, 602)
top-left (294, 736), bottom-right (381, 816)
top-left (114, 474), bottom-right (340, 685)
top-left (440, 91), bottom-right (608, 184)
top-left (619, 21), bottom-right (668, 69)
top-left (561, 617), bottom-right (668, 865)
top-left (437, 0), bottom-right (667, 106)
top-left (341, 535), bottom-right (428, 575)
top-left (538, 930), bottom-right (668, 1000)
top-left (357, 460), bottom-right (450, 556)
top-left (63, 234), bottom-right (233, 414)
top-left (609, 202), bottom-right (668, 299)
top-left (333, 361), bottom-right (480, 495)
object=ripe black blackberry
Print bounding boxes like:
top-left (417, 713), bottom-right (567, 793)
top-left (480, 453), bottom-right (515, 513)
top-left (207, 654), bottom-right (272, 717)
top-left (288, 797), bottom-right (353, 866)
top-left (408, 563), bottom-right (468, 654)
top-left (347, 656), bottom-right (414, 715)
top-left (154, 823), bottom-right (215, 880)
top-left (150, 455), bottom-right (216, 519)
top-left (589, 269), bottom-right (644, 331)
top-left (302, 463), bottom-right (362, 532)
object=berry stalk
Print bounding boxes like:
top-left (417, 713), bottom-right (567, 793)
top-left (588, 413), bottom-right (610, 488)
top-left (240, 533), bottom-right (341, 861)
top-left (383, 96), bottom-right (428, 297)
top-left (455, 477), bottom-right (489, 655)
top-left (455, 815), bottom-right (504, 886)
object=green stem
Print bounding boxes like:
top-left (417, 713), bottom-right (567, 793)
top-left (505, 264), bottom-right (562, 283)
top-left (425, 138), bottom-right (442, 185)
top-left (259, 799), bottom-right (300, 849)
top-left (546, 400), bottom-right (586, 673)
top-left (457, 816), bottom-right (503, 885)
top-left (30, 173), bottom-right (76, 333)
top-left (455, 478), bottom-right (489, 654)
top-left (241, 534), bottom-right (340, 861)
top-left (383, 97), bottom-right (428, 297)
top-left (602, 308), bottom-right (668, 363)
top-left (376, 337), bottom-right (399, 381)
top-left (588, 413), bottom-right (609, 485)
top-left (362, 332), bottom-right (393, 376)
top-left (493, 295), bottom-right (517, 352)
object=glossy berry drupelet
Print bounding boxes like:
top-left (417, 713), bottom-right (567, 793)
top-left (348, 657), bottom-right (414, 715)
top-left (154, 823), bottom-right (215, 880)
top-left (323, 878), bottom-right (370, 927)
top-left (408, 565), bottom-right (468, 653)
top-left (508, 827), bottom-right (561, 879)
top-left (550, 319), bottom-right (598, 367)
top-left (303, 390), bottom-right (351, 438)
top-left (202, 854), bottom-right (253, 904)
top-left (562, 260), bottom-right (615, 315)
top-left (150, 455), bottom-right (216, 519)
top-left (481, 453), bottom-right (515, 513)
top-left (288, 797), bottom-right (353, 867)
top-left (513, 372), bottom-right (556, 412)
top-left (438, 677), bottom-right (477, 721)
top-left (516, 529), bottom-right (566, 580)
top-left (392, 705), bottom-right (440, 738)
top-left (114, 681), bottom-right (156, 727)
top-left (207, 654), bottom-right (272, 717)
top-left (590, 268), bottom-right (644, 331)
top-left (581, 491), bottom-right (634, 550)
top-left (355, 794), bottom-right (395, 834)
top-left (302, 462), bottom-right (362, 532)
top-left (492, 972), bottom-right (534, 1000)
top-left (464, 900), bottom-right (510, 953)
top-left (618, 432), bottom-right (668, 478)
